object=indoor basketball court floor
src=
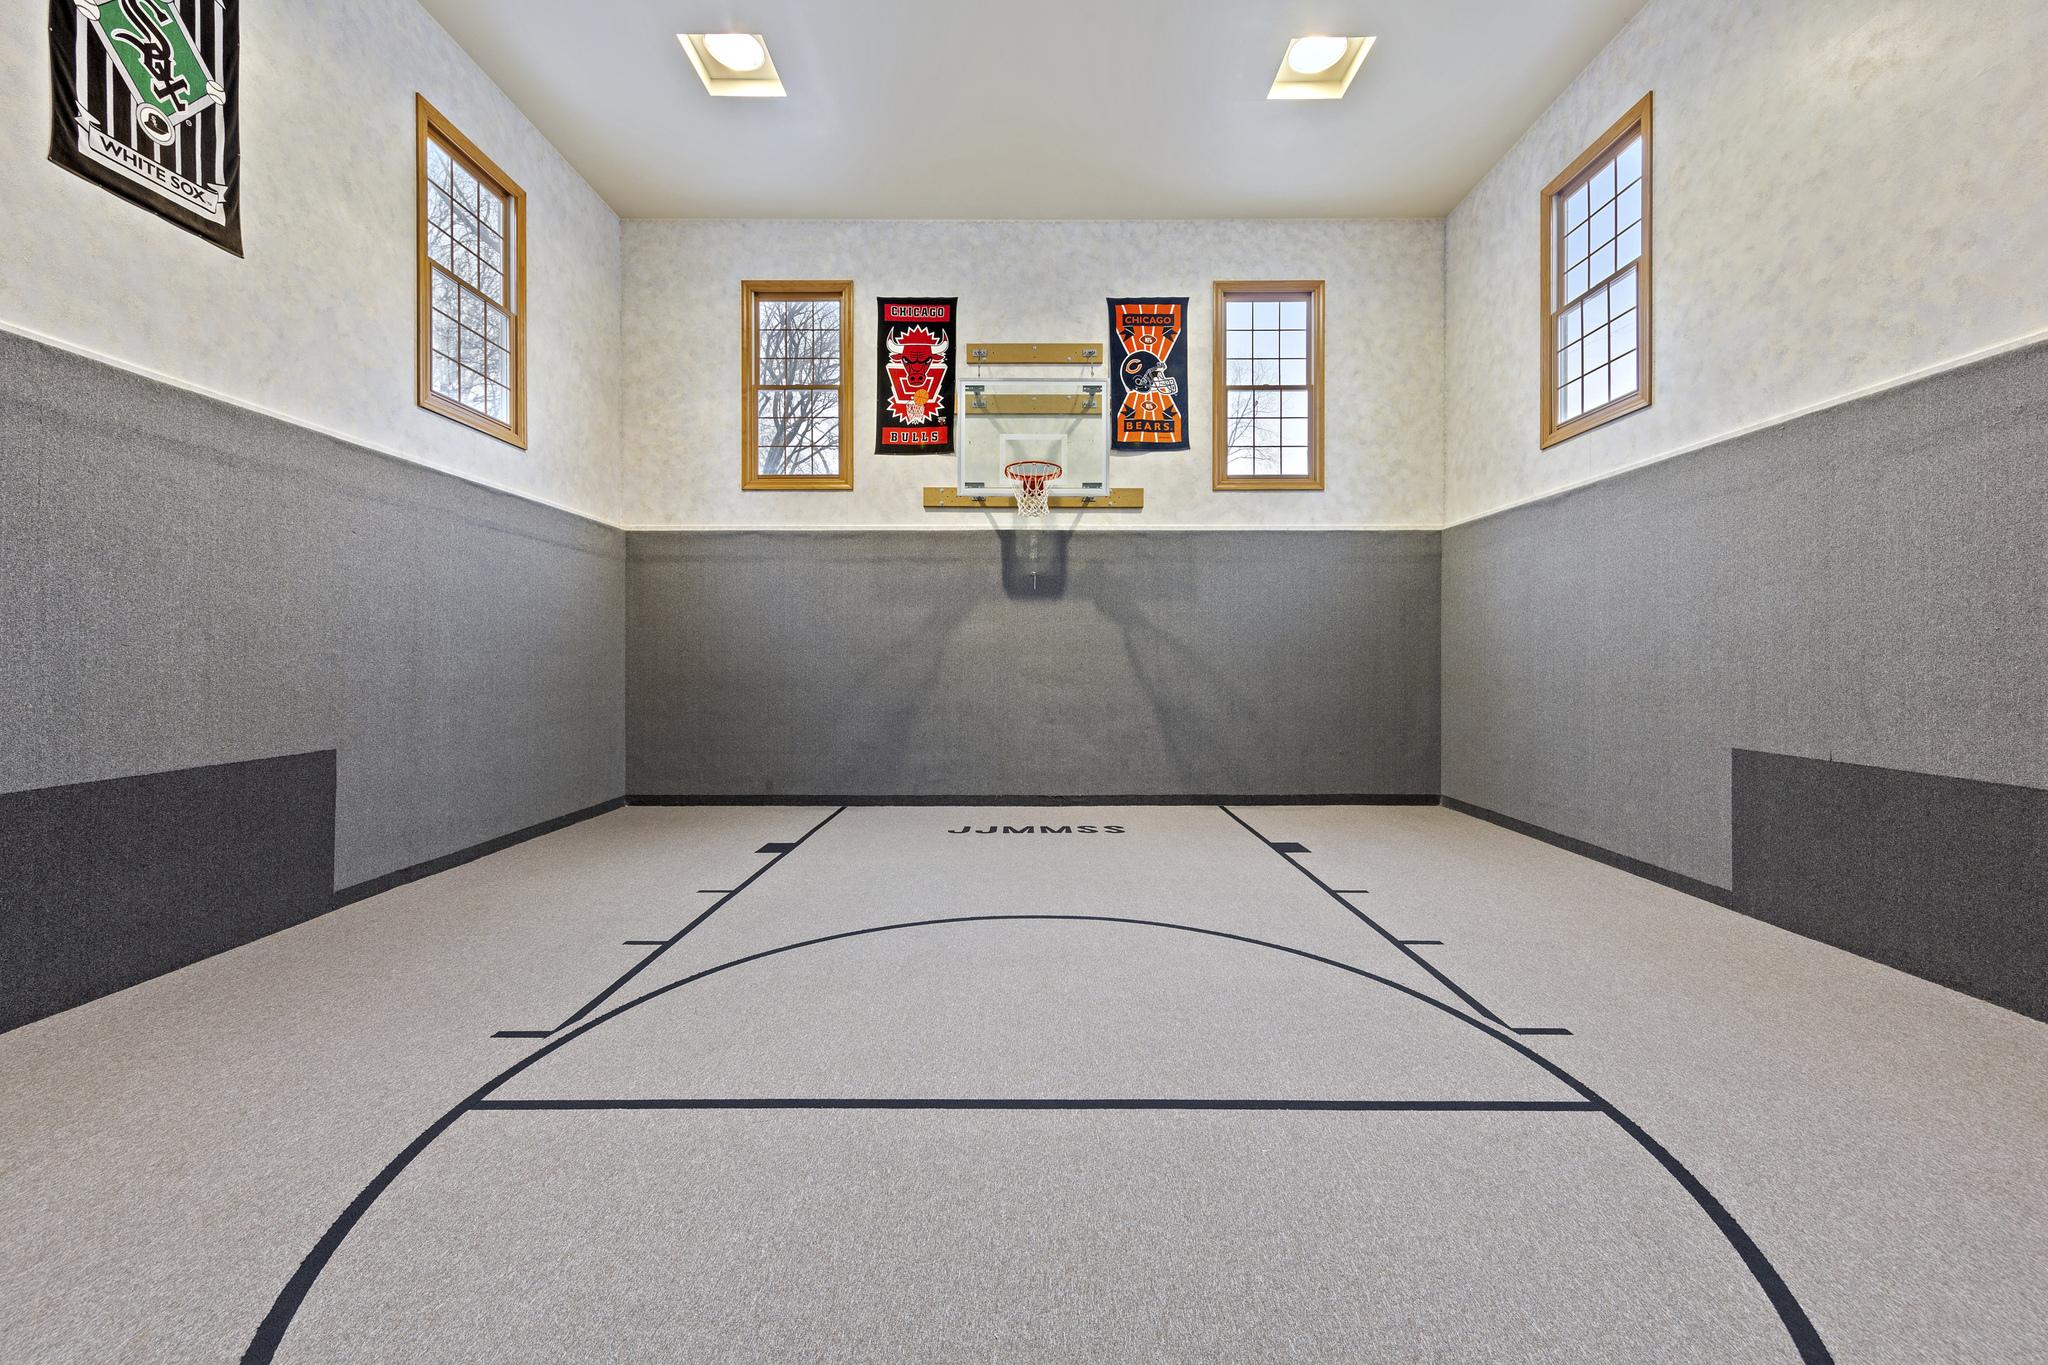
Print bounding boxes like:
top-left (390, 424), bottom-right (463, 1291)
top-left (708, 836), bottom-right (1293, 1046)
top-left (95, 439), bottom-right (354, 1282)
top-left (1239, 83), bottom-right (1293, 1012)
top-left (2, 803), bottom-right (2042, 1362)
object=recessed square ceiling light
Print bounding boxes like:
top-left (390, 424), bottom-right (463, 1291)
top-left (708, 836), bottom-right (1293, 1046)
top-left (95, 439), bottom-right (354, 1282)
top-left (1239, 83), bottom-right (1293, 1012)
top-left (1267, 35), bottom-right (1374, 100)
top-left (679, 33), bottom-right (785, 97)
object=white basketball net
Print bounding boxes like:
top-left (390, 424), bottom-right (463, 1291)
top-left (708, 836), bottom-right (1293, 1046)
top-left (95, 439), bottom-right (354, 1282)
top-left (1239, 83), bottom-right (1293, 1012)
top-left (1005, 461), bottom-right (1061, 519)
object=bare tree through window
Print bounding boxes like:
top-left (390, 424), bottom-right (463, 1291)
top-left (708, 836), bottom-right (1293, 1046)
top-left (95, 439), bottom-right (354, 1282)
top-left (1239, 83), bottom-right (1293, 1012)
top-left (1212, 282), bottom-right (1324, 489)
top-left (756, 297), bottom-right (841, 476)
top-left (743, 282), bottom-right (854, 490)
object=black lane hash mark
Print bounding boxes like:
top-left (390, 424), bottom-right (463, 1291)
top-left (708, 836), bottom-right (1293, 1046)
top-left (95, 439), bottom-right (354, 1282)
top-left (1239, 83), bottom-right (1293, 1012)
top-left (472, 1097), bottom-right (1602, 1113)
top-left (246, 913), bottom-right (1829, 1365)
top-left (696, 889), bottom-right (733, 894)
top-left (1269, 840), bottom-right (1311, 854)
top-left (545, 808), bottom-right (847, 1034)
top-left (1401, 939), bottom-right (1444, 946)
top-left (491, 1030), bottom-right (549, 1039)
top-left (622, 940), bottom-right (665, 946)
top-left (1514, 1027), bottom-right (1574, 1037)
top-left (1219, 805), bottom-right (1515, 1028)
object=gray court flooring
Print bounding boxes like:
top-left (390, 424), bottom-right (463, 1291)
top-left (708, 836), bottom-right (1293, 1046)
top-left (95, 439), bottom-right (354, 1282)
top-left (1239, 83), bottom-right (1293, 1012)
top-left (2, 804), bottom-right (2044, 1361)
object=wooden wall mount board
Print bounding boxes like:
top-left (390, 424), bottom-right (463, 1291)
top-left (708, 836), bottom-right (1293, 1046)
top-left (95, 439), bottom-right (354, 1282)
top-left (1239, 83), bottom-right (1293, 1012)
top-left (921, 487), bottom-right (1144, 510)
top-left (964, 343), bottom-right (1104, 365)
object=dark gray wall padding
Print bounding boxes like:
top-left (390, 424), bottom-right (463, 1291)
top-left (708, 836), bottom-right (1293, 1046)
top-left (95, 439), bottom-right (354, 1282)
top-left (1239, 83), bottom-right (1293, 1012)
top-left (0, 751), bottom-right (336, 1033)
top-left (1442, 339), bottom-right (2048, 890)
top-left (626, 529), bottom-right (1441, 798)
top-left (0, 328), bottom-right (626, 891)
top-left (1731, 750), bottom-right (2047, 1023)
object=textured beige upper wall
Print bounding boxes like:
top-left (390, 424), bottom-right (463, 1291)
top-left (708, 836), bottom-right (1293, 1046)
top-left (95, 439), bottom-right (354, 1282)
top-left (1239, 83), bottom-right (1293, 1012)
top-left (1445, 0), bottom-right (2048, 524)
top-left (621, 219), bottom-right (1443, 528)
top-left (0, 0), bottom-right (622, 522)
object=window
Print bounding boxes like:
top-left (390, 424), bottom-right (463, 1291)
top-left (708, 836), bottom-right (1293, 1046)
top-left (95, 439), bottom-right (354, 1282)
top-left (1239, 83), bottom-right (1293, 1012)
top-left (741, 280), bottom-right (854, 490)
top-left (417, 95), bottom-right (526, 446)
top-left (1541, 93), bottom-right (1651, 447)
top-left (1213, 280), bottom-right (1324, 489)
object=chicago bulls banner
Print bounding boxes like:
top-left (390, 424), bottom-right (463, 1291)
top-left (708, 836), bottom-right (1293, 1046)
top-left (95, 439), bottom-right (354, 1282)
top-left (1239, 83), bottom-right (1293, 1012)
top-left (875, 297), bottom-right (958, 452)
top-left (49, 0), bottom-right (242, 255)
top-left (1107, 298), bottom-right (1190, 450)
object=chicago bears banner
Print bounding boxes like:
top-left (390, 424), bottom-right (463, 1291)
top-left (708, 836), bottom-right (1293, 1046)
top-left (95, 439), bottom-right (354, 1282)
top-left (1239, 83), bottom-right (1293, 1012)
top-left (875, 297), bottom-right (957, 452)
top-left (1107, 298), bottom-right (1189, 450)
top-left (49, 0), bottom-right (242, 256)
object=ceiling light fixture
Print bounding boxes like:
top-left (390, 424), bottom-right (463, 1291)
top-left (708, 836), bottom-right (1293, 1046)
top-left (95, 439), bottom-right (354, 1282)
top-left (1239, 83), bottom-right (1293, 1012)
top-left (1268, 36), bottom-right (1374, 100)
top-left (679, 33), bottom-right (785, 97)
top-left (703, 32), bottom-right (766, 72)
top-left (1285, 36), bottom-right (1348, 76)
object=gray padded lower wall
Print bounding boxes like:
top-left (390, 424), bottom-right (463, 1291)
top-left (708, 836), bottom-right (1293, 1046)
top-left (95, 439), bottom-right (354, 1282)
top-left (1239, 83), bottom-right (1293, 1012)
top-left (0, 328), bottom-right (626, 891)
top-left (1442, 339), bottom-right (2048, 891)
top-left (1731, 751), bottom-right (2047, 1022)
top-left (0, 752), bottom-right (336, 1032)
top-left (627, 529), bottom-right (1440, 797)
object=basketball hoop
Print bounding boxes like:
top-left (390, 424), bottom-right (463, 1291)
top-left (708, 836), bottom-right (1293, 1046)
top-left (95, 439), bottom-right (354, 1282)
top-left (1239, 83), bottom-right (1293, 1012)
top-left (1004, 459), bottom-right (1062, 518)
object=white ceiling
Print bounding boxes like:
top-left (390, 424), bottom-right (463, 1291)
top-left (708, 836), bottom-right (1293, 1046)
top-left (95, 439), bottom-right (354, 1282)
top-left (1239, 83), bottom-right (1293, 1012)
top-left (417, 0), bottom-right (1650, 220)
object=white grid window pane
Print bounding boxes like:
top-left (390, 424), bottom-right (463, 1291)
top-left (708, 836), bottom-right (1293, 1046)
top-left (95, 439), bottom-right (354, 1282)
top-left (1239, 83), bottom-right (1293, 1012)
top-left (1585, 365), bottom-right (1610, 409)
top-left (1618, 223), bottom-right (1643, 267)
top-left (431, 311), bottom-right (457, 359)
top-left (1617, 136), bottom-right (1643, 187)
top-left (1221, 288), bottom-right (1315, 480)
top-left (1590, 160), bottom-right (1615, 206)
top-left (1611, 308), bottom-right (1638, 357)
top-left (423, 130), bottom-right (519, 432)
top-left (1610, 266), bottom-right (1637, 316)
top-left (1612, 350), bottom-right (1639, 398)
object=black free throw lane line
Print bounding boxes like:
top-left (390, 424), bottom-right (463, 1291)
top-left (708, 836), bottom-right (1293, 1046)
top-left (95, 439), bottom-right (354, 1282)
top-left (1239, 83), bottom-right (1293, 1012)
top-left (247, 913), bottom-right (1828, 1365)
top-left (471, 1097), bottom-right (1602, 1113)
top-left (545, 806), bottom-right (847, 1034)
top-left (1218, 805), bottom-right (1512, 1027)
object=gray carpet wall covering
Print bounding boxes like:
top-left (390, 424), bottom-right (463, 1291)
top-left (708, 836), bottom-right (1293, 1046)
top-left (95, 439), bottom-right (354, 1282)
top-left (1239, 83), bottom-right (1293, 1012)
top-left (1442, 339), bottom-right (2048, 920)
top-left (0, 327), bottom-right (627, 902)
top-left (626, 529), bottom-right (1442, 798)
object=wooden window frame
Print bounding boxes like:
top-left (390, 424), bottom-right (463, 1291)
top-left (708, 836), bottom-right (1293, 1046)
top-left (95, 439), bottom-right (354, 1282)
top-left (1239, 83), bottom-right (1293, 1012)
top-left (415, 95), bottom-right (528, 448)
top-left (740, 280), bottom-right (856, 491)
top-left (1211, 280), bottom-right (1326, 490)
top-left (1540, 92), bottom-right (1652, 449)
